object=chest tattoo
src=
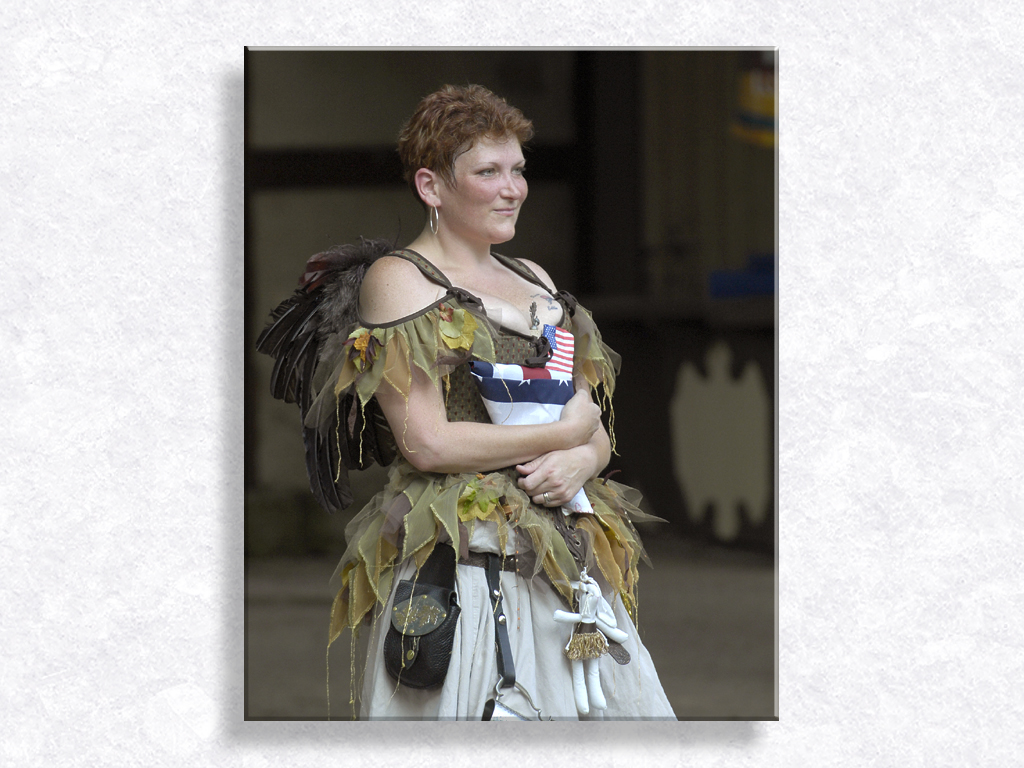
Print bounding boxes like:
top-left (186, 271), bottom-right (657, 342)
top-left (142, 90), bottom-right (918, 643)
top-left (531, 293), bottom-right (560, 312)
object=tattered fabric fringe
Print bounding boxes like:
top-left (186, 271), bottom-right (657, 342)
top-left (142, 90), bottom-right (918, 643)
top-left (564, 628), bottom-right (608, 660)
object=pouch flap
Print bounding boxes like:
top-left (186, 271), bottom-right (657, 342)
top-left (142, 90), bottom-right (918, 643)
top-left (391, 591), bottom-right (449, 636)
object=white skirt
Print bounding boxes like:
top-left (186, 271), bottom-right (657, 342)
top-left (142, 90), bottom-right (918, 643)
top-left (358, 523), bottom-right (676, 720)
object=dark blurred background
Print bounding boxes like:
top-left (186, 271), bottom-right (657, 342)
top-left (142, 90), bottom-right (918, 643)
top-left (243, 49), bottom-right (776, 719)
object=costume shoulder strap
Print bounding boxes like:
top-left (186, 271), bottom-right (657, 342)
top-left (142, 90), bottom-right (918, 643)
top-left (492, 251), bottom-right (578, 321)
top-left (388, 249), bottom-right (453, 290)
top-left (492, 252), bottom-right (553, 291)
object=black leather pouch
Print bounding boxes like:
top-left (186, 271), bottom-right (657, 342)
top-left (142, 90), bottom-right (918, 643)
top-left (383, 543), bottom-right (460, 689)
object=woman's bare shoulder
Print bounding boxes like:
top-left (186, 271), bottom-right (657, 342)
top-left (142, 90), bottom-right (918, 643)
top-left (516, 257), bottom-right (557, 292)
top-left (359, 255), bottom-right (444, 324)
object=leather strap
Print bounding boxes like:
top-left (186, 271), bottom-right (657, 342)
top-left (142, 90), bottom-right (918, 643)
top-left (390, 249), bottom-right (575, 327)
top-left (491, 253), bottom-right (551, 292)
top-left (485, 553), bottom-right (516, 690)
top-left (549, 509), bottom-right (588, 567)
top-left (388, 249), bottom-right (453, 289)
top-left (459, 551), bottom-right (518, 572)
top-left (417, 542), bottom-right (457, 589)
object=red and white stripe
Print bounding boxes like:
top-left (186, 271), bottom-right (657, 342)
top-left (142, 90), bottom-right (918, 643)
top-left (545, 325), bottom-right (575, 377)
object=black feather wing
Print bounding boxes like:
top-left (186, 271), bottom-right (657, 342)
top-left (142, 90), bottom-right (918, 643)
top-left (256, 237), bottom-right (396, 513)
top-left (261, 291), bottom-right (324, 405)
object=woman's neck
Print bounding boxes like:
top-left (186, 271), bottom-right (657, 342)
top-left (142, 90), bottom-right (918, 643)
top-left (406, 224), bottom-right (494, 274)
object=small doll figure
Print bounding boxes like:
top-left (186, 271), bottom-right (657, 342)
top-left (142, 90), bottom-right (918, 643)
top-left (552, 569), bottom-right (629, 715)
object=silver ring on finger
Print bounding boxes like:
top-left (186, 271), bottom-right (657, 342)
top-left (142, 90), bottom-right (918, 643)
top-left (543, 492), bottom-right (551, 505)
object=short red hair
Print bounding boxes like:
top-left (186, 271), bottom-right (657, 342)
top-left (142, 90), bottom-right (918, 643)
top-left (398, 84), bottom-right (534, 198)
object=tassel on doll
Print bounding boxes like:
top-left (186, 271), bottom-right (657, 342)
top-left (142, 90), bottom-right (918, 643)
top-left (552, 569), bottom-right (629, 715)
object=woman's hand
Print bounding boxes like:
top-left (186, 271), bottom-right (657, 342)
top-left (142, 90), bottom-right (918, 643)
top-left (559, 390), bottom-right (602, 449)
top-left (516, 446), bottom-right (599, 508)
top-left (518, 388), bottom-right (610, 507)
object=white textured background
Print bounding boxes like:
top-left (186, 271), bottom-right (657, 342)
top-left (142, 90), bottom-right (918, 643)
top-left (3, 2), bottom-right (1022, 765)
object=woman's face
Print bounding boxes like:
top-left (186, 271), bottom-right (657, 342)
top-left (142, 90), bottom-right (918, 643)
top-left (436, 135), bottom-right (527, 247)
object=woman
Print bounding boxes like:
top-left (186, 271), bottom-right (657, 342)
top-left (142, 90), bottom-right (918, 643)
top-left (315, 85), bottom-right (674, 719)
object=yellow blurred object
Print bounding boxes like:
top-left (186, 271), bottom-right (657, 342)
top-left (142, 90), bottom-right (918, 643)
top-left (732, 66), bottom-right (775, 148)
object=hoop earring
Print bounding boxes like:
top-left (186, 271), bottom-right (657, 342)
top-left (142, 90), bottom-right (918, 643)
top-left (429, 206), bottom-right (439, 235)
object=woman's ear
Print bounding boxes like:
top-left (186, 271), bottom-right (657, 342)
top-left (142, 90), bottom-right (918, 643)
top-left (414, 168), bottom-right (442, 208)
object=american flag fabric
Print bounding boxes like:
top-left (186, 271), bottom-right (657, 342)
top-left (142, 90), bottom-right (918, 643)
top-left (542, 324), bottom-right (575, 377)
top-left (468, 361), bottom-right (573, 426)
top-left (468, 325), bottom-right (593, 515)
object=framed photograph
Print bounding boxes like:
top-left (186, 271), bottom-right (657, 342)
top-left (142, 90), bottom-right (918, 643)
top-left (243, 48), bottom-right (776, 721)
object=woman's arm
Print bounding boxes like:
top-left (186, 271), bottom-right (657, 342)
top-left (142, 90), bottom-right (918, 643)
top-left (375, 364), bottom-right (601, 474)
top-left (515, 396), bottom-right (612, 507)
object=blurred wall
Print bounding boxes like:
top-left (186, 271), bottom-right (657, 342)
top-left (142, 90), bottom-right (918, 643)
top-left (244, 49), bottom-right (776, 555)
top-left (641, 51), bottom-right (775, 296)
